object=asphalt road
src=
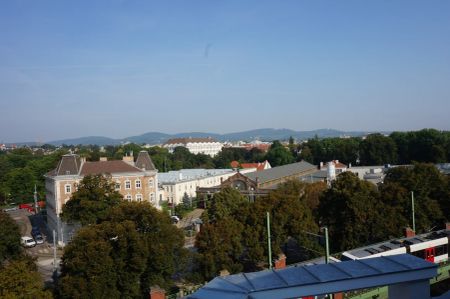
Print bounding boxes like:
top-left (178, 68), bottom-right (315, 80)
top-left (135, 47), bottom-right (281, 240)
top-left (177, 208), bottom-right (204, 229)
top-left (8, 208), bottom-right (62, 283)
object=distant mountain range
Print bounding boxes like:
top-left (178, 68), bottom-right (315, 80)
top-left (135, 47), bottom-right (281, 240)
top-left (12, 128), bottom-right (388, 146)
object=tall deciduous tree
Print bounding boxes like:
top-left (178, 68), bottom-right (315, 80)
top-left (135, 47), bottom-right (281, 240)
top-left (58, 202), bottom-right (187, 297)
top-left (382, 164), bottom-right (447, 232)
top-left (61, 175), bottom-right (122, 225)
top-left (265, 140), bottom-right (294, 167)
top-left (0, 211), bottom-right (21, 263)
top-left (0, 258), bottom-right (53, 299)
top-left (319, 172), bottom-right (384, 252)
top-left (359, 133), bottom-right (397, 165)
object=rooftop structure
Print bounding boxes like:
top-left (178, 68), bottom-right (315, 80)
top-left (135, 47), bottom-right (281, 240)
top-left (188, 254), bottom-right (438, 299)
top-left (245, 161), bottom-right (318, 188)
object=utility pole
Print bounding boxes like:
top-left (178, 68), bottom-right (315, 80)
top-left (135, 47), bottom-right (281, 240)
top-left (411, 191), bottom-right (416, 233)
top-left (323, 227), bottom-right (330, 264)
top-left (266, 212), bottom-right (273, 269)
top-left (53, 230), bottom-right (57, 272)
top-left (33, 184), bottom-right (38, 214)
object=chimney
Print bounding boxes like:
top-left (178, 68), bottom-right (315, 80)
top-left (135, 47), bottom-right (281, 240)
top-left (149, 286), bottom-right (165, 299)
top-left (80, 156), bottom-right (86, 164)
top-left (99, 157), bottom-right (107, 162)
top-left (404, 227), bottom-right (415, 238)
top-left (219, 269), bottom-right (230, 277)
top-left (122, 155), bottom-right (134, 165)
top-left (274, 253), bottom-right (286, 270)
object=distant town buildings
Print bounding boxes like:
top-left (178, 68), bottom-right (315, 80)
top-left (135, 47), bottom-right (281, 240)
top-left (45, 151), bottom-right (158, 246)
top-left (197, 161), bottom-right (319, 200)
top-left (226, 140), bottom-right (271, 152)
top-left (162, 137), bottom-right (223, 157)
top-left (158, 168), bottom-right (255, 206)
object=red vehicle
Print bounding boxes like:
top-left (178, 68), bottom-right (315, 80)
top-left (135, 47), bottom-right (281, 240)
top-left (19, 203), bottom-right (34, 213)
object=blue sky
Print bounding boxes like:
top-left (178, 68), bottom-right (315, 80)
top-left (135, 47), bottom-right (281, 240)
top-left (1, 1), bottom-right (450, 142)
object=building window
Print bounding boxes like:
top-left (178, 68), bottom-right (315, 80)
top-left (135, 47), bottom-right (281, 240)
top-left (125, 194), bottom-right (132, 201)
top-left (65, 184), bottom-right (71, 194)
top-left (136, 194), bottom-right (142, 202)
top-left (148, 178), bottom-right (154, 188)
top-left (135, 180), bottom-right (141, 189)
top-left (115, 182), bottom-right (121, 190)
top-left (125, 180), bottom-right (131, 189)
top-left (150, 193), bottom-right (155, 203)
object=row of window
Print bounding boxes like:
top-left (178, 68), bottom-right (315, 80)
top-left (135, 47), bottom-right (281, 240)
top-left (64, 179), bottom-right (155, 194)
top-left (117, 179), bottom-right (155, 190)
top-left (124, 193), bottom-right (156, 202)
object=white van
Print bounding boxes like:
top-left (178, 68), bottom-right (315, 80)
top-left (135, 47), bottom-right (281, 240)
top-left (21, 236), bottom-right (36, 248)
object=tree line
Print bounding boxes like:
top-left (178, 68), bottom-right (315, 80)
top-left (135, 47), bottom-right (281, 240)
top-left (299, 129), bottom-right (450, 166)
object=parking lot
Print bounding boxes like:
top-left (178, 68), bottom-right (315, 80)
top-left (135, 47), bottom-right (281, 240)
top-left (7, 208), bottom-right (63, 283)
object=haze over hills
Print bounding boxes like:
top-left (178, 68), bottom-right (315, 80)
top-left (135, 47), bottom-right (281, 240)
top-left (11, 128), bottom-right (387, 146)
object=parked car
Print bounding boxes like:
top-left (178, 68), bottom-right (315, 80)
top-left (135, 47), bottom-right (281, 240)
top-left (2, 206), bottom-right (18, 212)
top-left (171, 215), bottom-right (180, 224)
top-left (33, 234), bottom-right (44, 245)
top-left (21, 236), bottom-right (36, 248)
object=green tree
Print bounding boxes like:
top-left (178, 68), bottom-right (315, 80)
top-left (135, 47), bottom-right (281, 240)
top-left (359, 133), bottom-right (397, 165)
top-left (61, 175), bottom-right (122, 225)
top-left (265, 140), bottom-right (294, 167)
top-left (4, 167), bottom-right (37, 204)
top-left (108, 202), bottom-right (187, 292)
top-left (319, 172), bottom-right (384, 252)
top-left (57, 221), bottom-right (146, 299)
top-left (0, 259), bottom-right (53, 299)
top-left (0, 211), bottom-right (21, 263)
top-left (196, 184), bottom-right (321, 279)
top-left (382, 164), bottom-right (447, 232)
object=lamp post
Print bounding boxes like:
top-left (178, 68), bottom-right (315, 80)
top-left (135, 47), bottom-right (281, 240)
top-left (266, 212), bottom-right (273, 270)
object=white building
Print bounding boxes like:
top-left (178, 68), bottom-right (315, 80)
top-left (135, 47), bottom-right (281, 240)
top-left (162, 137), bottom-right (223, 157)
top-left (158, 168), bottom-right (256, 205)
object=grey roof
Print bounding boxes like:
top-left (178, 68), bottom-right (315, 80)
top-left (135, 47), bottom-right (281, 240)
top-left (135, 151), bottom-right (156, 171)
top-left (245, 161), bottom-right (317, 184)
top-left (50, 154), bottom-right (81, 176)
top-left (188, 254), bottom-right (437, 299)
top-left (158, 169), bottom-right (235, 184)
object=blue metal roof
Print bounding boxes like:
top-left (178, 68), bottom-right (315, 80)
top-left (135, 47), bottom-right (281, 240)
top-left (187, 254), bottom-right (437, 299)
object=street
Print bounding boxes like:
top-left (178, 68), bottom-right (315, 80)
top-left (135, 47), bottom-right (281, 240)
top-left (8, 208), bottom-right (63, 283)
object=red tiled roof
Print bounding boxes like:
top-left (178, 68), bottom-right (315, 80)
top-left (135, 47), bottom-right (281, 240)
top-left (230, 160), bottom-right (240, 168)
top-left (240, 160), bottom-right (270, 171)
top-left (80, 160), bottom-right (142, 175)
top-left (242, 144), bottom-right (271, 152)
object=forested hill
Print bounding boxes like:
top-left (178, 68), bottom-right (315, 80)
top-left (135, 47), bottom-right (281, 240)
top-left (17, 128), bottom-right (383, 146)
